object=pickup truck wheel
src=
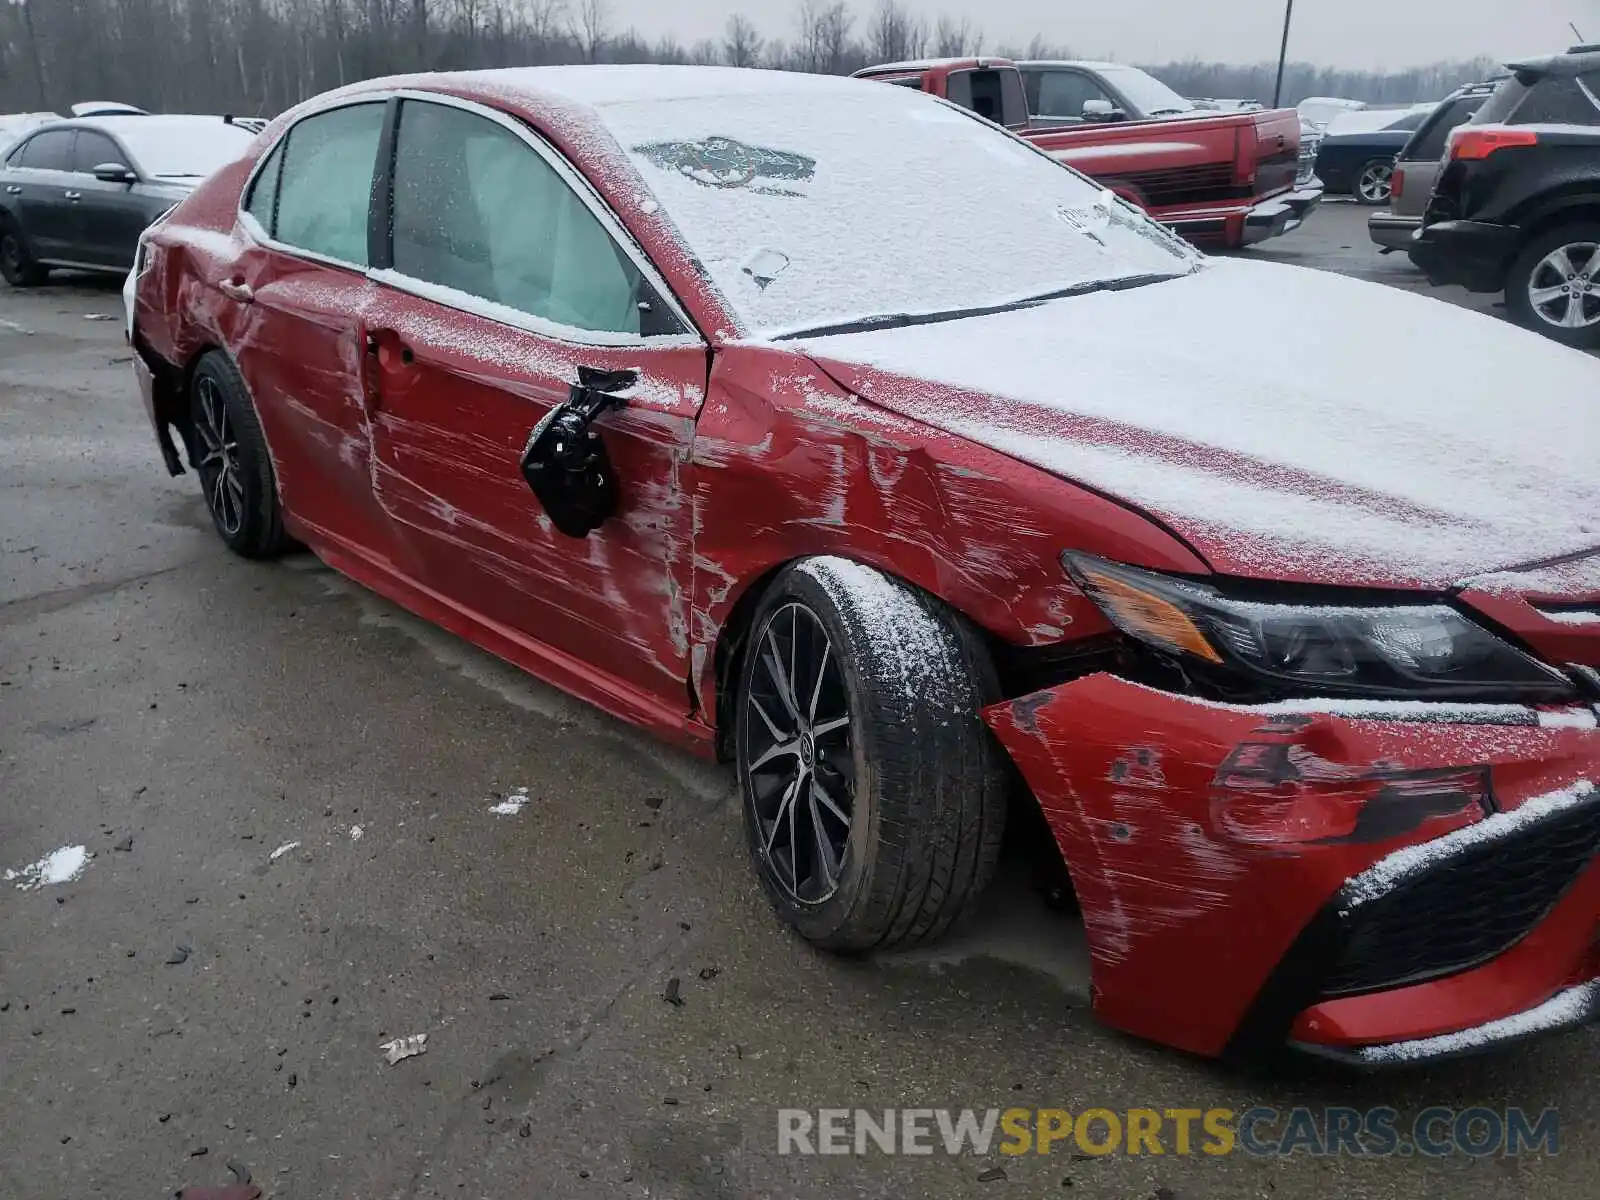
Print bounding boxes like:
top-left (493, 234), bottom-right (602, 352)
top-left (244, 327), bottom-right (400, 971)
top-left (1354, 159), bottom-right (1394, 205)
top-left (0, 223), bottom-right (48, 287)
top-left (735, 557), bottom-right (1006, 952)
top-left (1506, 224), bottom-right (1600, 349)
top-left (189, 351), bottom-right (292, 559)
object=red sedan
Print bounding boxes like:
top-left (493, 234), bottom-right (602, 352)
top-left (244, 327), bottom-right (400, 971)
top-left (128, 66), bottom-right (1600, 1068)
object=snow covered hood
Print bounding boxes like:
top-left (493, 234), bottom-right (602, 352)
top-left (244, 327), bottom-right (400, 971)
top-left (798, 259), bottom-right (1600, 589)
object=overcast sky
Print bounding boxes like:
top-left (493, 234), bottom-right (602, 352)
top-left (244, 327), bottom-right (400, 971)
top-left (616, 0), bottom-right (1597, 71)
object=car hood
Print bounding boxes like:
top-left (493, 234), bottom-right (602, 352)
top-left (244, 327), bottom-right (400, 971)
top-left (797, 259), bottom-right (1600, 589)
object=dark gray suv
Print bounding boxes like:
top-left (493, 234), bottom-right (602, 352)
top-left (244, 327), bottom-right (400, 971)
top-left (0, 114), bottom-right (256, 286)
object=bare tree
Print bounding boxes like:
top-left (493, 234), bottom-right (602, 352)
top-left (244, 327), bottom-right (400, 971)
top-left (570, 0), bottom-right (607, 62)
top-left (869, 0), bottom-right (924, 64)
top-left (0, 2), bottom-right (1502, 116)
top-left (933, 14), bottom-right (980, 57)
top-left (723, 12), bottom-right (762, 68)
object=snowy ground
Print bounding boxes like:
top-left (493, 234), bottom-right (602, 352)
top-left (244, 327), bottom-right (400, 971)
top-left (1, 240), bottom-right (1595, 1199)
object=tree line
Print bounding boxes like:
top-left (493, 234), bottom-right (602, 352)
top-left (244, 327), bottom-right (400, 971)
top-left (0, 0), bottom-right (1503, 118)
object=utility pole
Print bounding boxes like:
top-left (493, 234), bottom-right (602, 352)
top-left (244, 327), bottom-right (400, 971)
top-left (1272, 0), bottom-right (1295, 109)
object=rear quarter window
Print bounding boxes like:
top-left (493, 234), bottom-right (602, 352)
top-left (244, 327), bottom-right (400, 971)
top-left (1405, 95), bottom-right (1487, 160)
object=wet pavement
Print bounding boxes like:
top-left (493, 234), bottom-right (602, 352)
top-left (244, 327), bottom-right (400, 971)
top-left (1, 233), bottom-right (1596, 1198)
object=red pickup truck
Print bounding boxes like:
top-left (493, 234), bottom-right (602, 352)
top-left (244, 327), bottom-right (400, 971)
top-left (854, 57), bottom-right (1322, 248)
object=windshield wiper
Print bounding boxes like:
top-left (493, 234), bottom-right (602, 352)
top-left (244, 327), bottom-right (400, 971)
top-left (773, 273), bottom-right (1188, 340)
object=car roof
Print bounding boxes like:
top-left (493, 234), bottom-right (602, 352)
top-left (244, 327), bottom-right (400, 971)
top-left (1016, 60), bottom-right (1130, 72)
top-left (407, 64), bottom-right (898, 103)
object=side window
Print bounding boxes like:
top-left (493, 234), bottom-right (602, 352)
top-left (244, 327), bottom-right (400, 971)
top-left (273, 103), bottom-right (385, 265)
top-left (1034, 71), bottom-right (1115, 120)
top-left (15, 130), bottom-right (75, 171)
top-left (1510, 75), bottom-right (1600, 125)
top-left (71, 130), bottom-right (125, 174)
top-left (389, 99), bottom-right (645, 336)
top-left (1408, 96), bottom-right (1485, 160)
top-left (243, 142), bottom-right (285, 233)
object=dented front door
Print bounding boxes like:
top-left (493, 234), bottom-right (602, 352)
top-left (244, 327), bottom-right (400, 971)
top-left (359, 284), bottom-right (706, 709)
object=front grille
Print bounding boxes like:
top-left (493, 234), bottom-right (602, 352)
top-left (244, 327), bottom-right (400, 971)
top-left (1320, 797), bottom-right (1600, 997)
top-left (1105, 163), bottom-right (1243, 206)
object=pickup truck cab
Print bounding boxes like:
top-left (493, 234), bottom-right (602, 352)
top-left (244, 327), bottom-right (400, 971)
top-left (855, 57), bottom-right (1321, 249)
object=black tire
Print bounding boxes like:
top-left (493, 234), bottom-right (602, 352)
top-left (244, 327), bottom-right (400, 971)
top-left (0, 220), bottom-right (48, 287)
top-left (1504, 222), bottom-right (1600, 350)
top-left (1353, 158), bottom-right (1394, 206)
top-left (735, 557), bottom-right (1006, 952)
top-left (189, 351), bottom-right (292, 558)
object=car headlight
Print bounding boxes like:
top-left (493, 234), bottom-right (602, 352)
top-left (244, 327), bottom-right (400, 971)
top-left (1062, 553), bottom-right (1574, 702)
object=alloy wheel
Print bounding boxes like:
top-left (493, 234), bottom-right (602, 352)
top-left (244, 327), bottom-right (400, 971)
top-left (742, 602), bottom-right (855, 905)
top-left (1356, 162), bottom-right (1393, 204)
top-left (1526, 242), bottom-right (1600, 330)
top-left (194, 376), bottom-right (246, 537)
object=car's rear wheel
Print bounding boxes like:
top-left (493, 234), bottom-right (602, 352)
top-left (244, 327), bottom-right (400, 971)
top-left (1354, 159), bottom-right (1394, 205)
top-left (735, 558), bottom-right (1006, 952)
top-left (189, 351), bottom-right (292, 559)
top-left (1506, 224), bottom-right (1600, 349)
top-left (0, 222), bottom-right (48, 287)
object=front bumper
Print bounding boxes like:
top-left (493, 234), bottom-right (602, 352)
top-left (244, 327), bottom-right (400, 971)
top-left (1409, 219), bottom-right (1521, 292)
top-left (1367, 211), bottom-right (1421, 251)
top-left (1162, 186), bottom-right (1324, 250)
top-left (983, 674), bottom-right (1600, 1065)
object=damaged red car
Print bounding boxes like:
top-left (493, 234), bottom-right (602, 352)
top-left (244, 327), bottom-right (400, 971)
top-left (127, 66), bottom-right (1600, 1068)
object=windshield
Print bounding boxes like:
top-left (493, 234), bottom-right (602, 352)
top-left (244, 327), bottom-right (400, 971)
top-left (597, 84), bottom-right (1199, 337)
top-left (112, 118), bottom-right (257, 179)
top-left (1097, 66), bottom-right (1194, 116)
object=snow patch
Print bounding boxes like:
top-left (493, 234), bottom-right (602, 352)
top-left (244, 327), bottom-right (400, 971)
top-left (489, 787), bottom-right (534, 816)
top-left (1340, 780), bottom-right (1598, 914)
top-left (349, 824), bottom-right (364, 841)
top-left (269, 841), bottom-right (300, 861)
top-left (1539, 707), bottom-right (1599, 730)
top-left (6, 845), bottom-right (92, 890)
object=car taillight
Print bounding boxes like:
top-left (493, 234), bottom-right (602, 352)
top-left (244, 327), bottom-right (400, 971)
top-left (1449, 127), bottom-right (1539, 161)
top-left (1390, 167), bottom-right (1404, 200)
top-left (1234, 126), bottom-right (1257, 185)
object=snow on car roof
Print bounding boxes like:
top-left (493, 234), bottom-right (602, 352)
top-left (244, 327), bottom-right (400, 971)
top-left (76, 114), bottom-right (256, 178)
top-left (460, 64), bottom-right (883, 108)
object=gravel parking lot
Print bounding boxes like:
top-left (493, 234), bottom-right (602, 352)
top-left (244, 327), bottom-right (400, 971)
top-left (2, 206), bottom-right (1596, 1199)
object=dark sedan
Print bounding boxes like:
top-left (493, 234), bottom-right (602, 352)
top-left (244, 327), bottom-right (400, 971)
top-left (1313, 108), bottom-right (1431, 203)
top-left (1, 114), bottom-right (256, 286)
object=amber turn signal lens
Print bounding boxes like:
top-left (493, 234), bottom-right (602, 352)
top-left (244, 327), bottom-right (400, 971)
top-left (1077, 567), bottom-right (1222, 663)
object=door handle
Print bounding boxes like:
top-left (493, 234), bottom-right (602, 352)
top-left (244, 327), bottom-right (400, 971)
top-left (217, 278), bottom-right (254, 304)
top-left (64, 190), bottom-right (82, 201)
top-left (4, 185), bottom-right (20, 195)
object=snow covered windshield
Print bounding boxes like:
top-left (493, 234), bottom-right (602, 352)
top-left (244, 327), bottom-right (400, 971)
top-left (593, 81), bottom-right (1200, 337)
top-left (112, 118), bottom-right (257, 180)
top-left (1096, 66), bottom-right (1195, 116)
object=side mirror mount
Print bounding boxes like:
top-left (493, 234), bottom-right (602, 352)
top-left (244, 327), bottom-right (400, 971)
top-left (518, 366), bottom-right (637, 539)
top-left (92, 162), bottom-right (136, 184)
top-left (1081, 100), bottom-right (1127, 123)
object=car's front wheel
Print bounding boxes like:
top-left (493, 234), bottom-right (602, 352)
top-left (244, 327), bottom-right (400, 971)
top-left (1354, 159), bottom-right (1394, 205)
top-left (189, 351), bottom-right (293, 558)
top-left (0, 222), bottom-right (48, 287)
top-left (1506, 223), bottom-right (1600, 349)
top-left (735, 558), bottom-right (1006, 952)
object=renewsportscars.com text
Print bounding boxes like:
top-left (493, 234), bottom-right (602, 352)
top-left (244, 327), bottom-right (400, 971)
top-left (777, 1106), bottom-right (1560, 1158)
